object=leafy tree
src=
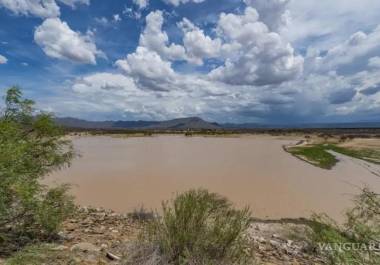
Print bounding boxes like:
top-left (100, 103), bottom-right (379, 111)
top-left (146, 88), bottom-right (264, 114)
top-left (0, 87), bottom-right (75, 255)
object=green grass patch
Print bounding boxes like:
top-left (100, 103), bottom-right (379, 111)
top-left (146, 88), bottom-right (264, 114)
top-left (287, 145), bottom-right (338, 169)
top-left (325, 145), bottom-right (380, 165)
top-left (287, 143), bottom-right (380, 169)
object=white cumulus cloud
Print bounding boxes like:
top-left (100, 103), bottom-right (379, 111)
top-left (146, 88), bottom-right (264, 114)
top-left (72, 73), bottom-right (138, 94)
top-left (209, 7), bottom-right (303, 86)
top-left (179, 18), bottom-right (222, 65)
top-left (57, 0), bottom-right (89, 8)
top-left (0, 54), bottom-right (7, 64)
top-left (164, 0), bottom-right (205, 7)
top-left (34, 17), bottom-right (102, 64)
top-left (139, 10), bottom-right (187, 61)
top-left (0, 0), bottom-right (60, 18)
top-left (133, 0), bottom-right (148, 9)
top-left (116, 47), bottom-right (177, 91)
top-left (244, 0), bottom-right (290, 32)
top-left (0, 0), bottom-right (89, 18)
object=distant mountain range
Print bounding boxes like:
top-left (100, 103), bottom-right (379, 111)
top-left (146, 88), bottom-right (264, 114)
top-left (55, 117), bottom-right (380, 130)
top-left (56, 117), bottom-right (220, 130)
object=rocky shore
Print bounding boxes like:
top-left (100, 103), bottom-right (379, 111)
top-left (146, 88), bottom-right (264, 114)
top-left (2, 207), bottom-right (326, 265)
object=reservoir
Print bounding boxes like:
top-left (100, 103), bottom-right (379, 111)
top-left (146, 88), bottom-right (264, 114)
top-left (47, 135), bottom-right (380, 221)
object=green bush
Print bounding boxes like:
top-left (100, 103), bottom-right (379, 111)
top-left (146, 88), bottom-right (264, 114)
top-left (309, 188), bottom-right (380, 265)
top-left (34, 185), bottom-right (76, 236)
top-left (0, 87), bottom-right (75, 255)
top-left (127, 189), bottom-right (253, 265)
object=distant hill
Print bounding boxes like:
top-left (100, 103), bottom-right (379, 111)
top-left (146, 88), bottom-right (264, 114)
top-left (55, 117), bottom-right (221, 130)
top-left (223, 122), bottom-right (380, 129)
top-left (56, 117), bottom-right (380, 130)
top-left (55, 117), bottom-right (115, 129)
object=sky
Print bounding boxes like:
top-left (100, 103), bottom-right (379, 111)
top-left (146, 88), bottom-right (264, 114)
top-left (0, 0), bottom-right (380, 124)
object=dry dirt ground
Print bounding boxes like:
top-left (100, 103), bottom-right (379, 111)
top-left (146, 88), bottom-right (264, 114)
top-left (3, 207), bottom-right (326, 265)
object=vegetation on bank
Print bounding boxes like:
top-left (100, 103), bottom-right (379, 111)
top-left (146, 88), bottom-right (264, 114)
top-left (71, 129), bottom-right (239, 137)
top-left (124, 189), bottom-right (253, 265)
top-left (326, 144), bottom-right (380, 165)
top-left (309, 188), bottom-right (380, 265)
top-left (286, 144), bottom-right (339, 169)
top-left (0, 87), bottom-right (76, 256)
top-left (5, 188), bottom-right (380, 265)
top-left (286, 143), bottom-right (380, 169)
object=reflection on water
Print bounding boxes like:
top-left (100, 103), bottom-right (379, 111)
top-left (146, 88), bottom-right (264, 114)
top-left (47, 135), bottom-right (380, 221)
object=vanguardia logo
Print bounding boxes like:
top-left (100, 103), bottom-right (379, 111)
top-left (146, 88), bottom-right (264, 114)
top-left (318, 243), bottom-right (380, 252)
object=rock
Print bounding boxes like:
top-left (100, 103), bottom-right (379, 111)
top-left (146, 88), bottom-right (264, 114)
top-left (65, 224), bottom-right (76, 232)
top-left (100, 243), bottom-right (108, 250)
top-left (258, 245), bottom-right (266, 251)
top-left (254, 236), bottom-right (266, 243)
top-left (70, 242), bottom-right (100, 253)
top-left (269, 240), bottom-right (281, 248)
top-left (106, 252), bottom-right (121, 261)
top-left (58, 231), bottom-right (75, 241)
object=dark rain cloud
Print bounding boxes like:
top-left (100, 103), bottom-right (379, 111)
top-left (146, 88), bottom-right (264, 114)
top-left (360, 84), bottom-right (380, 96)
top-left (328, 88), bottom-right (357, 104)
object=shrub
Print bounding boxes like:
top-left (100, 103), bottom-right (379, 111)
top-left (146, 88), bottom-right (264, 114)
top-left (0, 87), bottom-right (75, 255)
top-left (34, 185), bottom-right (76, 237)
top-left (126, 189), bottom-right (253, 265)
top-left (309, 188), bottom-right (380, 265)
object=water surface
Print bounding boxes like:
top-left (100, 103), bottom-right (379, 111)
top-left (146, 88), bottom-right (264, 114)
top-left (48, 135), bottom-right (380, 221)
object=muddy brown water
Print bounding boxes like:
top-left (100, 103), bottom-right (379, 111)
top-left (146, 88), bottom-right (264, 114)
top-left (47, 135), bottom-right (380, 221)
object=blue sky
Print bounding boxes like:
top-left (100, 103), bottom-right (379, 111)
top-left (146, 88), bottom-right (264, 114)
top-left (1, 0), bottom-right (380, 123)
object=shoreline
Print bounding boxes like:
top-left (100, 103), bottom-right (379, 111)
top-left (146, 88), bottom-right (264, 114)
top-left (2, 206), bottom-right (326, 265)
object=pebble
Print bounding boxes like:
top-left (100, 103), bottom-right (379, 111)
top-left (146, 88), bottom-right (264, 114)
top-left (106, 252), bottom-right (121, 261)
top-left (269, 240), bottom-right (281, 248)
top-left (100, 243), bottom-right (108, 250)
